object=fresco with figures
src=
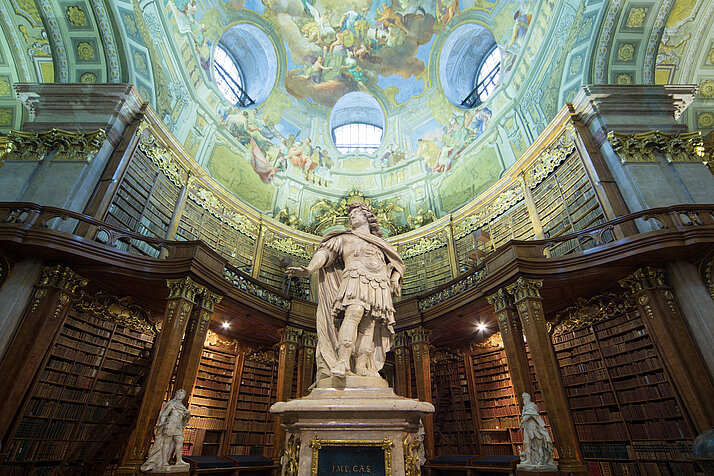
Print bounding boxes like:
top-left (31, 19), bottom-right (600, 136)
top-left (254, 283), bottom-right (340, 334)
top-left (34, 0), bottom-right (607, 233)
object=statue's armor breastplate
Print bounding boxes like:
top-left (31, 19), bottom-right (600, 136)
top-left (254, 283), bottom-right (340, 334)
top-left (342, 237), bottom-right (389, 280)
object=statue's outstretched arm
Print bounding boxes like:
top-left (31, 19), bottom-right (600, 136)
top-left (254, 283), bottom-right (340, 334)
top-left (286, 248), bottom-right (331, 277)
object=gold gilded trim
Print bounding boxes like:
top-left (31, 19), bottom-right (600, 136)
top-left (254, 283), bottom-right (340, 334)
top-left (309, 437), bottom-right (394, 476)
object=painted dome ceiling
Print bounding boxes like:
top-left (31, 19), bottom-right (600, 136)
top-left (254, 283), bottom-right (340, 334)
top-left (0, 0), bottom-right (713, 235)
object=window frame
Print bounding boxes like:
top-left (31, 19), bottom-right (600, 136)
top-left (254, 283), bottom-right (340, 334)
top-left (332, 122), bottom-right (384, 154)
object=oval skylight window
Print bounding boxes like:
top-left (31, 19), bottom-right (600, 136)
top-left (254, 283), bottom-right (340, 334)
top-left (329, 92), bottom-right (386, 154)
top-left (213, 23), bottom-right (277, 107)
top-left (439, 23), bottom-right (498, 108)
top-left (475, 46), bottom-right (501, 103)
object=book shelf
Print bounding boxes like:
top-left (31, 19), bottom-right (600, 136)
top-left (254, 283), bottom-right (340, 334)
top-left (176, 198), bottom-right (255, 272)
top-left (257, 245), bottom-right (311, 299)
top-left (2, 307), bottom-right (155, 474)
top-left (104, 149), bottom-right (180, 258)
top-left (431, 357), bottom-right (477, 455)
top-left (229, 354), bottom-right (278, 456)
top-left (531, 151), bottom-right (606, 257)
top-left (401, 244), bottom-right (452, 297)
top-left (470, 348), bottom-right (519, 456)
top-left (552, 308), bottom-right (698, 475)
top-left (184, 347), bottom-right (238, 456)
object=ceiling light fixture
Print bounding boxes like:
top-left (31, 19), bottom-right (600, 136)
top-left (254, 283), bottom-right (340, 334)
top-left (477, 322), bottom-right (487, 332)
top-left (222, 321), bottom-right (230, 329)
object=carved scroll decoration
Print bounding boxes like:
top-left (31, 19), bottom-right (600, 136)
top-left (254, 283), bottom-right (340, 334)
top-left (73, 291), bottom-right (157, 335)
top-left (4, 128), bottom-right (106, 162)
top-left (552, 293), bottom-right (637, 336)
top-left (607, 130), bottom-right (706, 165)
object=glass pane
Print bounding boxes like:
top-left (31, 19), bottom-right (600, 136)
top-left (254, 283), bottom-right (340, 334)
top-left (334, 123), bottom-right (383, 153)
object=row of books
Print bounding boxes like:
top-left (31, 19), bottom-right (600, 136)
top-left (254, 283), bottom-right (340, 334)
top-left (480, 416), bottom-right (520, 430)
top-left (629, 420), bottom-right (692, 440)
top-left (104, 348), bottom-right (148, 366)
top-left (560, 359), bottom-right (605, 376)
top-left (631, 441), bottom-right (693, 461)
top-left (190, 395), bottom-right (229, 409)
top-left (561, 368), bottom-right (609, 386)
top-left (203, 351), bottom-right (235, 365)
top-left (112, 331), bottom-right (153, 348)
top-left (620, 400), bottom-right (681, 421)
top-left (101, 357), bottom-right (144, 374)
top-left (479, 406), bottom-right (519, 418)
top-left (97, 368), bottom-right (141, 385)
top-left (557, 349), bottom-right (600, 367)
top-left (194, 378), bottom-right (231, 392)
top-left (479, 397), bottom-right (516, 409)
top-left (639, 462), bottom-right (697, 476)
top-left (477, 387), bottom-right (516, 399)
top-left (601, 339), bottom-right (653, 360)
top-left (65, 315), bottom-right (113, 336)
top-left (565, 381), bottom-right (611, 397)
top-left (56, 335), bottom-right (105, 357)
top-left (41, 369), bottom-right (94, 389)
top-left (193, 387), bottom-right (231, 400)
top-left (232, 421), bottom-right (268, 431)
top-left (552, 326), bottom-right (592, 344)
top-left (189, 415), bottom-right (226, 430)
top-left (481, 433), bottom-right (510, 444)
top-left (6, 439), bottom-right (69, 462)
top-left (51, 345), bottom-right (102, 366)
top-left (597, 328), bottom-right (648, 348)
top-left (108, 340), bottom-right (151, 355)
top-left (197, 371), bottom-right (233, 383)
top-left (586, 461), bottom-right (641, 476)
top-left (46, 358), bottom-right (97, 378)
top-left (232, 432), bottom-right (273, 445)
top-left (94, 379), bottom-right (133, 395)
top-left (189, 405), bottom-right (228, 419)
top-left (611, 372), bottom-right (666, 391)
top-left (595, 315), bottom-right (641, 336)
top-left (580, 442), bottom-right (630, 459)
top-left (616, 382), bottom-right (674, 403)
top-left (569, 392), bottom-right (617, 409)
top-left (34, 382), bottom-right (86, 402)
top-left (576, 422), bottom-right (628, 441)
top-left (572, 407), bottom-right (622, 423)
top-left (608, 357), bottom-right (661, 379)
top-left (15, 418), bottom-right (74, 439)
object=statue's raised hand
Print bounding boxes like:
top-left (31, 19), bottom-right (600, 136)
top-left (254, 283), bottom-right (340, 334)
top-left (286, 265), bottom-right (310, 277)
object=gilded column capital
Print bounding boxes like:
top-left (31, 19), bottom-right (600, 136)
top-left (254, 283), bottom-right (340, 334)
top-left (279, 326), bottom-right (303, 343)
top-left (301, 330), bottom-right (317, 347)
top-left (394, 331), bottom-right (408, 348)
top-left (619, 267), bottom-right (667, 295)
top-left (505, 277), bottom-right (543, 302)
top-left (196, 290), bottom-right (223, 311)
top-left (38, 265), bottom-right (88, 293)
top-left (406, 327), bottom-right (431, 344)
top-left (486, 288), bottom-right (514, 312)
top-left (166, 277), bottom-right (204, 302)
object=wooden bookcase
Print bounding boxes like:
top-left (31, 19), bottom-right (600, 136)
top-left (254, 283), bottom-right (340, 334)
top-left (431, 357), bottom-right (477, 455)
top-left (470, 348), bottom-right (519, 456)
top-left (531, 151), bottom-right (606, 257)
top-left (176, 198), bottom-right (255, 272)
top-left (401, 244), bottom-right (452, 297)
top-left (229, 354), bottom-right (278, 456)
top-left (184, 347), bottom-right (239, 456)
top-left (104, 148), bottom-right (180, 257)
top-left (2, 307), bottom-right (155, 474)
top-left (552, 308), bottom-right (698, 475)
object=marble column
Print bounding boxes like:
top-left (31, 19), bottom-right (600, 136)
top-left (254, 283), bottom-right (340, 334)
top-left (174, 291), bottom-right (223, 397)
top-left (487, 288), bottom-right (534, 406)
top-left (6, 84), bottom-right (144, 214)
top-left (408, 327), bottom-right (434, 459)
top-left (0, 265), bottom-right (88, 443)
top-left (506, 278), bottom-right (587, 474)
top-left (273, 326), bottom-right (302, 459)
top-left (118, 277), bottom-right (204, 473)
top-left (619, 267), bottom-right (714, 433)
top-left (572, 85), bottom-right (714, 218)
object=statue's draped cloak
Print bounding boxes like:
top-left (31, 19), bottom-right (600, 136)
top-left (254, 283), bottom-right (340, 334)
top-left (314, 229), bottom-right (405, 380)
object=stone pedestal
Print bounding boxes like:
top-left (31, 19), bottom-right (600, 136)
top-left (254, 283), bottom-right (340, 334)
top-left (270, 376), bottom-right (434, 476)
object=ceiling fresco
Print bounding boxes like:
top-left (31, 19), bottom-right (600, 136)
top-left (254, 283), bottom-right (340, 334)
top-left (0, 0), bottom-right (712, 235)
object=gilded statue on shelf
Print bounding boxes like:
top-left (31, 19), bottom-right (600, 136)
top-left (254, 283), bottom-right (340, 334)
top-left (286, 202), bottom-right (405, 380)
top-left (518, 393), bottom-right (557, 471)
top-left (141, 389), bottom-right (192, 472)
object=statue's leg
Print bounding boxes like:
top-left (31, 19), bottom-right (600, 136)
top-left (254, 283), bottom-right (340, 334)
top-left (332, 305), bottom-right (364, 377)
top-left (175, 435), bottom-right (186, 465)
top-left (354, 317), bottom-right (376, 376)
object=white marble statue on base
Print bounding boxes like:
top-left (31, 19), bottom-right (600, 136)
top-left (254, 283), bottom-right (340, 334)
top-left (518, 393), bottom-right (557, 471)
top-left (286, 202), bottom-right (405, 382)
top-left (140, 389), bottom-right (192, 473)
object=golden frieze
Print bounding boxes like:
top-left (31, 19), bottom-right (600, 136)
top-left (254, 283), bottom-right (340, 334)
top-left (4, 128), bottom-right (106, 162)
top-left (205, 329), bottom-right (240, 351)
top-left (74, 291), bottom-right (157, 335)
top-left (607, 130), bottom-right (706, 165)
top-left (523, 122), bottom-right (577, 189)
top-left (552, 293), bottom-right (636, 335)
top-left (471, 333), bottom-right (504, 350)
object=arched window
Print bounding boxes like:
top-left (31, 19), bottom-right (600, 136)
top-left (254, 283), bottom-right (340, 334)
top-left (333, 123), bottom-right (383, 154)
top-left (475, 47), bottom-right (501, 102)
top-left (213, 45), bottom-right (253, 107)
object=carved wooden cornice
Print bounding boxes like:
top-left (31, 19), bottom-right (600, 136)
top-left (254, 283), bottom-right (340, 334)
top-left (470, 333), bottom-right (504, 351)
top-left (3, 128), bottom-right (105, 162)
top-left (406, 327), bottom-right (431, 344)
top-left (74, 291), bottom-right (157, 335)
top-left (552, 293), bottom-right (637, 336)
top-left (205, 329), bottom-right (240, 351)
top-left (607, 130), bottom-right (706, 165)
top-left (38, 264), bottom-right (88, 293)
top-left (486, 288), bottom-right (513, 312)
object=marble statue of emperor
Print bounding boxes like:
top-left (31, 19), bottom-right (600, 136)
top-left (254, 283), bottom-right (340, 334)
top-left (287, 202), bottom-right (405, 381)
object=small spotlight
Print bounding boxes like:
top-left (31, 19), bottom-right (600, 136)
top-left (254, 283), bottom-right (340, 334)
top-left (477, 322), bottom-right (487, 332)
top-left (222, 321), bottom-right (230, 329)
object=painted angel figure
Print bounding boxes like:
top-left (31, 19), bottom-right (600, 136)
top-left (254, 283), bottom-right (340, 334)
top-left (286, 202), bottom-right (405, 380)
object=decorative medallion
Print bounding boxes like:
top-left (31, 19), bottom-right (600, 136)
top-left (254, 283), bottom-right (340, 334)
top-left (616, 73), bottom-right (633, 85)
top-left (134, 52), bottom-right (147, 72)
top-left (0, 77), bottom-right (10, 96)
top-left (77, 41), bottom-right (94, 60)
top-left (700, 80), bottom-right (714, 98)
top-left (0, 108), bottom-right (11, 126)
top-left (626, 8), bottom-right (646, 28)
top-left (617, 43), bottom-right (635, 62)
top-left (698, 112), bottom-right (714, 129)
top-left (79, 72), bottom-right (96, 83)
top-left (66, 5), bottom-right (86, 26)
